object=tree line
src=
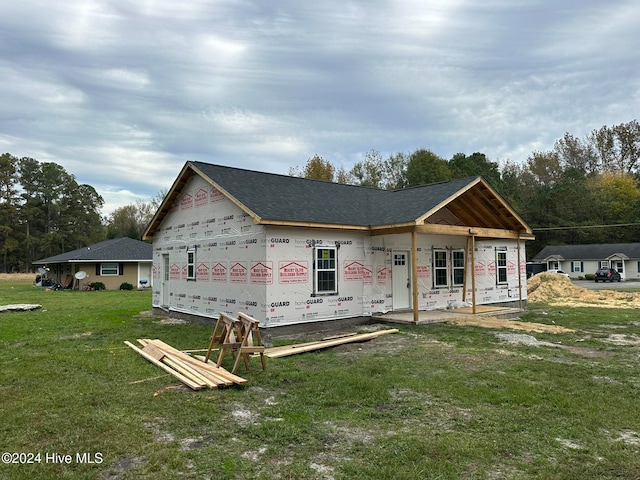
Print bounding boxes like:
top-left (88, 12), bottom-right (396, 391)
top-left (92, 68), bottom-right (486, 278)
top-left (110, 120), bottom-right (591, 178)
top-left (1, 119), bottom-right (638, 272)
top-left (0, 153), bottom-right (161, 273)
top-left (291, 120), bottom-right (640, 255)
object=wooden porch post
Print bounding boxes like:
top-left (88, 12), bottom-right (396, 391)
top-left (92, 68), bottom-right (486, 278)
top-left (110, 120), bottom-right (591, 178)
top-left (470, 233), bottom-right (477, 314)
top-left (412, 229), bottom-right (419, 323)
top-left (463, 236), bottom-right (470, 302)
top-left (517, 236), bottom-right (523, 310)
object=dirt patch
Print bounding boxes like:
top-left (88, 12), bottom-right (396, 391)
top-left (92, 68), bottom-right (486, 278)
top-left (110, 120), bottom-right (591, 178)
top-left (602, 333), bottom-right (640, 346)
top-left (0, 304), bottom-right (41, 313)
top-left (448, 316), bottom-right (573, 333)
top-left (232, 404), bottom-right (260, 427)
top-left (155, 317), bottom-right (188, 325)
top-left (613, 430), bottom-right (640, 446)
top-left (495, 333), bottom-right (611, 358)
top-left (60, 332), bottom-right (92, 340)
top-left (528, 272), bottom-right (640, 308)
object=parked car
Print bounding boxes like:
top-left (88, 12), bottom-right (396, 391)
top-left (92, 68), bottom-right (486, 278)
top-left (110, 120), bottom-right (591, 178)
top-left (547, 269), bottom-right (570, 278)
top-left (594, 268), bottom-right (622, 282)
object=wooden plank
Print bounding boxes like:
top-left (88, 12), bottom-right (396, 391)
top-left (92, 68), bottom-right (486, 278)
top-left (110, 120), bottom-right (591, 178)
top-left (138, 339), bottom-right (231, 386)
top-left (264, 329), bottom-right (399, 358)
top-left (320, 332), bottom-right (359, 341)
top-left (191, 355), bottom-right (250, 384)
top-left (262, 333), bottom-right (360, 354)
top-left (142, 342), bottom-right (166, 361)
top-left (147, 339), bottom-right (247, 385)
top-left (415, 223), bottom-right (522, 240)
top-left (124, 341), bottom-right (205, 390)
top-left (162, 354), bottom-right (218, 389)
top-left (165, 352), bottom-right (232, 388)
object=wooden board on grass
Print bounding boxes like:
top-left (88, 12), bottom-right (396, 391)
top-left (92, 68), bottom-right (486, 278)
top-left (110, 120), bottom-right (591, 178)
top-left (143, 339), bottom-right (247, 386)
top-left (263, 329), bottom-right (399, 358)
top-left (125, 341), bottom-right (205, 391)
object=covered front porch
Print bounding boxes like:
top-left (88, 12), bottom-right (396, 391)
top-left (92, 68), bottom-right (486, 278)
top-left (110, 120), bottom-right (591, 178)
top-left (371, 177), bottom-right (534, 322)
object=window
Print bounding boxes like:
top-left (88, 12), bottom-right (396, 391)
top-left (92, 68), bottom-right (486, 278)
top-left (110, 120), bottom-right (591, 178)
top-left (571, 261), bottom-right (583, 273)
top-left (600, 261), bottom-right (609, 269)
top-left (496, 249), bottom-right (508, 284)
top-left (433, 250), bottom-right (448, 287)
top-left (452, 250), bottom-right (465, 286)
top-left (187, 248), bottom-right (196, 280)
top-left (100, 263), bottom-right (119, 276)
top-left (315, 246), bottom-right (337, 294)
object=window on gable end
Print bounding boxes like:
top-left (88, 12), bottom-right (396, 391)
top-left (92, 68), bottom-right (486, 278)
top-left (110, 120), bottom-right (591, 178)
top-left (187, 248), bottom-right (196, 280)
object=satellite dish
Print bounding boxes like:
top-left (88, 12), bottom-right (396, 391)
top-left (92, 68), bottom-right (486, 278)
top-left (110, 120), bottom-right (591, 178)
top-left (75, 271), bottom-right (87, 280)
top-left (38, 267), bottom-right (47, 275)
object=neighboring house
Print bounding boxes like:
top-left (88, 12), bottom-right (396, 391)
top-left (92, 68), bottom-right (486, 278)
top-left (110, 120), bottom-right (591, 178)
top-left (33, 237), bottom-right (153, 290)
top-left (532, 243), bottom-right (640, 280)
top-left (143, 161), bottom-right (533, 328)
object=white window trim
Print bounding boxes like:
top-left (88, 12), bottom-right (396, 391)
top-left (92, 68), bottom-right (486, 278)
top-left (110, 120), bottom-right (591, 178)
top-left (496, 248), bottom-right (508, 285)
top-left (314, 245), bottom-right (337, 295)
top-left (433, 249), bottom-right (448, 288)
top-left (100, 263), bottom-right (119, 276)
top-left (187, 248), bottom-right (196, 280)
top-left (452, 249), bottom-right (465, 286)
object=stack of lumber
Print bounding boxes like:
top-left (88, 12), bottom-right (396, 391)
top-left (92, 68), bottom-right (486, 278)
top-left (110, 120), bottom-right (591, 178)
top-left (125, 338), bottom-right (247, 390)
top-left (263, 329), bottom-right (399, 358)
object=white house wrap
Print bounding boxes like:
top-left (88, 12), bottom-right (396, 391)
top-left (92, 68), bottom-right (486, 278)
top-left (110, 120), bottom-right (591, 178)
top-left (144, 162), bottom-right (533, 327)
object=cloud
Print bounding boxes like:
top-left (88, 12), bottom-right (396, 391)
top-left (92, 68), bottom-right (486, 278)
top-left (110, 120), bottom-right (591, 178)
top-left (0, 0), bottom-right (638, 217)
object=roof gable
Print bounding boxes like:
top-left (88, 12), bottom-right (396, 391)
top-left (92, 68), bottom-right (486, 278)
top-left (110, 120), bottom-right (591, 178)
top-left (144, 161), bottom-right (532, 238)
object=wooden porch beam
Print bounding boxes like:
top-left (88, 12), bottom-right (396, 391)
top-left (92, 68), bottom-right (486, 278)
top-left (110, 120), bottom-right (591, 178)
top-left (369, 225), bottom-right (415, 236)
top-left (416, 224), bottom-right (524, 239)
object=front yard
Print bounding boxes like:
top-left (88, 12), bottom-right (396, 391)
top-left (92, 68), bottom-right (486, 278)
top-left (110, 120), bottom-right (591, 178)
top-left (1, 279), bottom-right (639, 479)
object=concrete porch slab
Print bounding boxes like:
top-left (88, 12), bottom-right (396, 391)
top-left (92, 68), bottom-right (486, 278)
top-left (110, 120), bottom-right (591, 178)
top-left (372, 306), bottom-right (524, 325)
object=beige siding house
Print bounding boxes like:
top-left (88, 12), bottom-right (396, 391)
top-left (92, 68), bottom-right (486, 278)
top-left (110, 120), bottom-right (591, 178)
top-left (33, 237), bottom-right (153, 290)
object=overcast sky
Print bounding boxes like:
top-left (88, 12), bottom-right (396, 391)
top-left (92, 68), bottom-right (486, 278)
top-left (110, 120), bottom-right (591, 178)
top-left (1, 1), bottom-right (638, 217)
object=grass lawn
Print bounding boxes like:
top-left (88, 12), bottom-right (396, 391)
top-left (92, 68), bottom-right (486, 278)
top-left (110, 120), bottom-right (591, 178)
top-left (1, 278), bottom-right (640, 479)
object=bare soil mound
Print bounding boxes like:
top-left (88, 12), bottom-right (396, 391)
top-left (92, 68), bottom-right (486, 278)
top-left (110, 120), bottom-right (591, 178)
top-left (527, 272), bottom-right (640, 308)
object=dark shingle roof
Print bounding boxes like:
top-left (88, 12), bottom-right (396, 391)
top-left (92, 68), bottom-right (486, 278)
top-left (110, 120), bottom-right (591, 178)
top-left (190, 162), bottom-right (479, 226)
top-left (33, 237), bottom-right (152, 265)
top-left (533, 243), bottom-right (640, 261)
top-left (144, 161), bottom-right (532, 239)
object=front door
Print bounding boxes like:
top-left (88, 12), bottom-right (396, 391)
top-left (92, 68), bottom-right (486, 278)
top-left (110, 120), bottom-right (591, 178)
top-left (162, 254), bottom-right (170, 307)
top-left (613, 259), bottom-right (625, 279)
top-left (392, 251), bottom-right (411, 310)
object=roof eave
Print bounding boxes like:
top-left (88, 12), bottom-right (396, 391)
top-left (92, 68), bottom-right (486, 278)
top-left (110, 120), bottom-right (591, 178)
top-left (257, 218), bottom-right (370, 231)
